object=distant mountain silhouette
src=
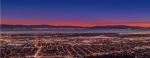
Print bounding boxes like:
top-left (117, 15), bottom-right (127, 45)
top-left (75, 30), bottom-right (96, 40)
top-left (0, 24), bottom-right (84, 28)
top-left (0, 24), bottom-right (85, 30)
top-left (0, 24), bottom-right (149, 30)
top-left (90, 25), bottom-right (145, 29)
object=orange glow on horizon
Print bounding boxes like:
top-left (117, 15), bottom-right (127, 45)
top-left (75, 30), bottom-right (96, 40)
top-left (1, 20), bottom-right (150, 27)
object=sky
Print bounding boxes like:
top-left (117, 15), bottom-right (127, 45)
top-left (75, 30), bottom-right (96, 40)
top-left (1, 0), bottom-right (150, 27)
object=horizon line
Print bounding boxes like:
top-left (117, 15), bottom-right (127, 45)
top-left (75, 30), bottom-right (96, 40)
top-left (1, 24), bottom-right (149, 28)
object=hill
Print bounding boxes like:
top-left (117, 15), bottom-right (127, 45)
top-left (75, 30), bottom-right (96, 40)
top-left (0, 24), bottom-right (149, 31)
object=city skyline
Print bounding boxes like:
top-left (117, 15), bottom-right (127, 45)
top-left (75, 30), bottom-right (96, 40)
top-left (1, 0), bottom-right (150, 27)
top-left (1, 0), bottom-right (150, 58)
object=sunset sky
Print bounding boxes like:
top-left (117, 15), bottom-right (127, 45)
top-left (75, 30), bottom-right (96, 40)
top-left (1, 0), bottom-right (150, 27)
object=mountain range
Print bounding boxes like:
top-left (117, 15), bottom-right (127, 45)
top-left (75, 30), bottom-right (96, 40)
top-left (0, 24), bottom-right (149, 30)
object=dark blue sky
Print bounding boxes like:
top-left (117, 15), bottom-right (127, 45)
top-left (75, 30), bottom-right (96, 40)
top-left (1, 0), bottom-right (150, 27)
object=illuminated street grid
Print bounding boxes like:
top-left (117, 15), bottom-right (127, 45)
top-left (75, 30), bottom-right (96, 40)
top-left (0, 33), bottom-right (150, 58)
